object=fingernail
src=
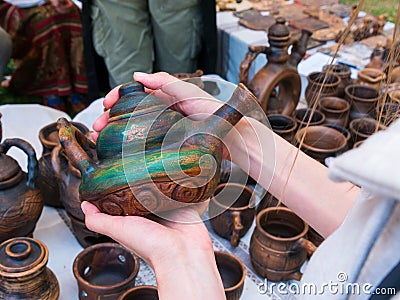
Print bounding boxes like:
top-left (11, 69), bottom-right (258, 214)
top-left (133, 72), bottom-right (147, 78)
top-left (81, 201), bottom-right (89, 214)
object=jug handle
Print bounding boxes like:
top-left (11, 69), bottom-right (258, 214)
top-left (230, 211), bottom-right (244, 247)
top-left (239, 45), bottom-right (267, 86)
top-left (293, 237), bottom-right (317, 257)
top-left (57, 118), bottom-right (96, 174)
top-left (0, 138), bottom-right (38, 189)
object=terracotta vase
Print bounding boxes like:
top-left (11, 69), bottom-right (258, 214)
top-left (349, 118), bottom-right (385, 145)
top-left (293, 108), bottom-right (326, 128)
top-left (0, 115), bottom-right (43, 243)
top-left (0, 237), bottom-right (59, 299)
top-left (209, 183), bottom-right (255, 247)
top-left (215, 251), bottom-right (246, 300)
top-left (295, 126), bottom-right (347, 165)
top-left (357, 68), bottom-right (386, 90)
top-left (250, 207), bottom-right (316, 281)
top-left (305, 71), bottom-right (341, 107)
top-left (322, 64), bottom-right (352, 98)
top-left (239, 18), bottom-right (311, 115)
top-left (58, 81), bottom-right (258, 216)
top-left (345, 84), bottom-right (380, 120)
top-left (119, 286), bottom-right (159, 300)
top-left (73, 243), bottom-right (140, 300)
top-left (267, 114), bottom-right (298, 144)
top-left (318, 96), bottom-right (350, 128)
top-left (37, 122), bottom-right (88, 208)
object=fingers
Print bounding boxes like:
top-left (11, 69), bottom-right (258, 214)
top-left (92, 109), bottom-right (109, 133)
top-left (133, 72), bottom-right (179, 90)
top-left (103, 85), bottom-right (122, 109)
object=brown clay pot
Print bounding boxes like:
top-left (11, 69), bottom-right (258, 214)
top-left (318, 96), bottom-right (350, 128)
top-left (250, 207), bottom-right (316, 281)
top-left (214, 251), bottom-right (246, 300)
top-left (345, 84), bottom-right (381, 120)
top-left (267, 114), bottom-right (298, 144)
top-left (37, 121), bottom-right (89, 208)
top-left (73, 243), bottom-right (140, 300)
top-left (322, 124), bottom-right (351, 152)
top-left (0, 116), bottom-right (43, 243)
top-left (357, 68), bottom-right (386, 90)
top-left (0, 237), bottom-right (59, 299)
top-left (305, 71), bottom-right (341, 107)
top-left (209, 183), bottom-right (255, 247)
top-left (118, 286), bottom-right (159, 300)
top-left (322, 64), bottom-right (353, 98)
top-left (295, 126), bottom-right (348, 164)
top-left (349, 118), bottom-right (385, 145)
top-left (293, 108), bottom-right (326, 128)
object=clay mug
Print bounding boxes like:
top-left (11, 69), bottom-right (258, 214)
top-left (0, 237), bottom-right (59, 299)
top-left (209, 183), bottom-right (256, 247)
top-left (250, 207), bottom-right (316, 281)
top-left (0, 113), bottom-right (43, 243)
top-left (215, 251), bottom-right (246, 300)
top-left (318, 96), bottom-right (350, 128)
top-left (118, 286), bottom-right (159, 300)
top-left (73, 242), bottom-right (140, 300)
top-left (345, 84), bottom-right (380, 120)
top-left (58, 81), bottom-right (259, 216)
top-left (293, 108), bottom-right (326, 129)
top-left (37, 121), bottom-right (88, 208)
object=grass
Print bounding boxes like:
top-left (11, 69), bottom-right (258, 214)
top-left (339, 0), bottom-right (398, 23)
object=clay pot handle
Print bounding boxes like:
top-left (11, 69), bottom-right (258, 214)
top-left (0, 138), bottom-right (38, 189)
top-left (230, 211), bottom-right (244, 247)
top-left (57, 118), bottom-right (96, 174)
top-left (295, 237), bottom-right (318, 257)
top-left (239, 45), bottom-right (266, 85)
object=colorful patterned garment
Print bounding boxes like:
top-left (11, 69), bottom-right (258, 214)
top-left (0, 1), bottom-right (88, 98)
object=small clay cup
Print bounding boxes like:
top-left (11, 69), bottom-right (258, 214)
top-left (118, 286), bottom-right (159, 300)
top-left (345, 84), bottom-right (380, 120)
top-left (215, 251), bottom-right (246, 300)
top-left (267, 114), bottom-right (298, 144)
top-left (293, 108), bottom-right (326, 128)
top-left (305, 71), bottom-right (341, 107)
top-left (250, 207), bottom-right (316, 281)
top-left (295, 126), bottom-right (348, 164)
top-left (322, 64), bottom-right (352, 98)
top-left (73, 243), bottom-right (140, 300)
top-left (349, 118), bottom-right (385, 145)
top-left (318, 96), bottom-right (350, 128)
top-left (209, 183), bottom-right (256, 247)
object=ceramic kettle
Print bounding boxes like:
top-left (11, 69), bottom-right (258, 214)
top-left (58, 81), bottom-right (258, 216)
top-left (0, 114), bottom-right (43, 243)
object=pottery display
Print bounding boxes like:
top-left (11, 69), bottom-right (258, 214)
top-left (318, 96), bottom-right (350, 128)
top-left (214, 251), bottom-right (246, 300)
top-left (293, 108), bottom-right (326, 128)
top-left (349, 118), bottom-right (385, 145)
top-left (37, 122), bottom-right (89, 208)
top-left (209, 183), bottom-right (256, 247)
top-left (73, 242), bottom-right (140, 300)
top-left (239, 17), bottom-right (312, 115)
top-left (322, 64), bottom-right (352, 98)
top-left (295, 126), bottom-right (347, 164)
top-left (58, 81), bottom-right (258, 216)
top-left (0, 237), bottom-right (59, 299)
top-left (0, 115), bottom-right (43, 243)
top-left (345, 84), bottom-right (380, 120)
top-left (267, 114), bottom-right (298, 144)
top-left (118, 286), bottom-right (159, 300)
top-left (357, 68), bottom-right (386, 90)
top-left (305, 71), bottom-right (341, 107)
top-left (250, 207), bottom-right (316, 281)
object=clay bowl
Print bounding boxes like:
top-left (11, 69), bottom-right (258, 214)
top-left (321, 124), bottom-right (351, 152)
top-left (318, 96), bottom-right (350, 128)
top-left (293, 108), bottom-right (326, 129)
top-left (214, 251), bottom-right (246, 300)
top-left (349, 118), bottom-right (385, 145)
top-left (295, 126), bottom-right (347, 164)
top-left (267, 114), bottom-right (298, 144)
top-left (118, 286), bottom-right (159, 300)
top-left (73, 243), bottom-right (140, 300)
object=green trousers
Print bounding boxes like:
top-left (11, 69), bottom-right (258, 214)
top-left (91, 0), bottom-right (202, 87)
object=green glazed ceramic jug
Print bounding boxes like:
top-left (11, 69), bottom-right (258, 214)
top-left (57, 81), bottom-right (258, 216)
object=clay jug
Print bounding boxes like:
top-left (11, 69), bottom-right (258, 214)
top-left (51, 145), bottom-right (113, 248)
top-left (305, 71), bottom-right (341, 107)
top-left (58, 81), bottom-right (258, 216)
top-left (37, 121), bottom-right (88, 208)
top-left (239, 17), bottom-right (312, 115)
top-left (0, 237), bottom-right (59, 299)
top-left (322, 64), bottom-right (353, 98)
top-left (345, 84), bottom-right (380, 120)
top-left (0, 115), bottom-right (43, 243)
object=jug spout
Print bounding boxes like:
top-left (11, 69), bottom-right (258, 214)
top-left (288, 29), bottom-right (312, 67)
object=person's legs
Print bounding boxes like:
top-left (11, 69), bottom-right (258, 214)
top-left (91, 0), bottom-right (153, 87)
top-left (0, 27), bottom-right (12, 81)
top-left (149, 0), bottom-right (202, 74)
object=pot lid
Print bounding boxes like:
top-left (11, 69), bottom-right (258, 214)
top-left (268, 17), bottom-right (290, 40)
top-left (0, 237), bottom-right (47, 276)
top-left (0, 153), bottom-right (21, 183)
